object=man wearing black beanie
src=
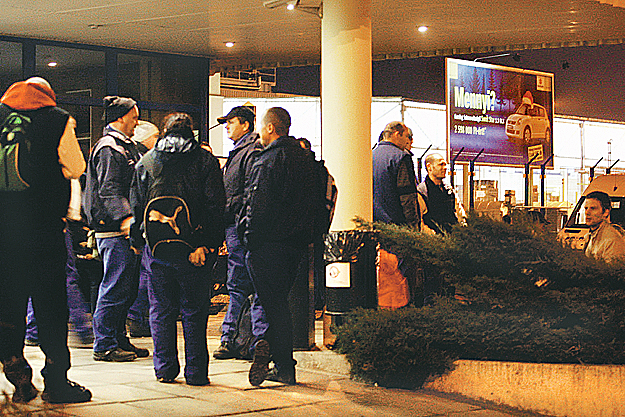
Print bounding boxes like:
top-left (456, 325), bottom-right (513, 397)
top-left (83, 96), bottom-right (149, 362)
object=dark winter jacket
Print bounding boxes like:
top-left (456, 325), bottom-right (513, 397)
top-left (83, 126), bottom-right (142, 234)
top-left (417, 175), bottom-right (459, 234)
top-left (372, 141), bottom-right (420, 228)
top-left (129, 134), bottom-right (225, 251)
top-left (223, 131), bottom-right (262, 225)
top-left (238, 135), bottom-right (316, 250)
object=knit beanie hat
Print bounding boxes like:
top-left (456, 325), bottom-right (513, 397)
top-left (102, 96), bottom-right (136, 124)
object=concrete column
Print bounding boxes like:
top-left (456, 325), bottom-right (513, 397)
top-left (321, 0), bottom-right (372, 231)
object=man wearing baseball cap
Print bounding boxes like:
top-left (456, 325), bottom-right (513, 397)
top-left (213, 106), bottom-right (268, 361)
top-left (83, 96), bottom-right (148, 362)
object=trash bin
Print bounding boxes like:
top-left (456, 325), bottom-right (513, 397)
top-left (323, 230), bottom-right (377, 347)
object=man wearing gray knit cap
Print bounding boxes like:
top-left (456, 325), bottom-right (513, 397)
top-left (83, 96), bottom-right (149, 362)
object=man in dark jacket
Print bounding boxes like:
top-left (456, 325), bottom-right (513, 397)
top-left (239, 107), bottom-right (316, 386)
top-left (213, 106), bottom-right (268, 360)
top-left (0, 77), bottom-right (91, 404)
top-left (83, 96), bottom-right (147, 362)
top-left (130, 112), bottom-right (225, 386)
top-left (372, 121), bottom-right (422, 230)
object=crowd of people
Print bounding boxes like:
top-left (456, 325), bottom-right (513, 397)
top-left (1, 78), bottom-right (624, 406)
top-left (0, 77), bottom-right (319, 404)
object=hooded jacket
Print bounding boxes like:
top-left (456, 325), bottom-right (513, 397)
top-left (0, 79), bottom-right (85, 249)
top-left (130, 133), bottom-right (225, 252)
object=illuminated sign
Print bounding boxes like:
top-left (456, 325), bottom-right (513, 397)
top-left (446, 58), bottom-right (554, 167)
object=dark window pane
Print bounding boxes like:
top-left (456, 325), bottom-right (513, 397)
top-left (0, 41), bottom-right (22, 95)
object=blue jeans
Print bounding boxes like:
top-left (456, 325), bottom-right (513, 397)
top-left (93, 236), bottom-right (138, 352)
top-left (147, 248), bottom-right (211, 384)
top-left (221, 225), bottom-right (268, 350)
top-left (246, 240), bottom-right (305, 373)
top-left (127, 245), bottom-right (151, 326)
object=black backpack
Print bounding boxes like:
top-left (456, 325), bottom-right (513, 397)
top-left (142, 152), bottom-right (196, 263)
top-left (313, 158), bottom-right (338, 237)
top-left (0, 110), bottom-right (33, 191)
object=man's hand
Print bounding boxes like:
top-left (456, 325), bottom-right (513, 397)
top-left (189, 247), bottom-right (212, 267)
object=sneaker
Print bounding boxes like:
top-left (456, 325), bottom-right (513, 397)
top-left (266, 367), bottom-right (296, 385)
top-left (127, 319), bottom-right (151, 338)
top-left (117, 340), bottom-right (150, 358)
top-left (42, 380), bottom-right (91, 404)
top-left (213, 341), bottom-right (238, 360)
top-left (93, 347), bottom-right (137, 362)
top-left (248, 340), bottom-right (271, 386)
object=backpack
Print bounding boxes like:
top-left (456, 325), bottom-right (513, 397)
top-left (313, 159), bottom-right (338, 237)
top-left (0, 111), bottom-right (33, 191)
top-left (142, 153), bottom-right (196, 263)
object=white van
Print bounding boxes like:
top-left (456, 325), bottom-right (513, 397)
top-left (558, 174), bottom-right (625, 250)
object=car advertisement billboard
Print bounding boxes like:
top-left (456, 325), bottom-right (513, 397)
top-left (446, 58), bottom-right (554, 167)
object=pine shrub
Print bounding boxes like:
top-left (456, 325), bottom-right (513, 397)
top-left (335, 214), bottom-right (625, 388)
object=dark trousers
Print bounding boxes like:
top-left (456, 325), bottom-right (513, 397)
top-left (245, 240), bottom-right (304, 372)
top-left (0, 236), bottom-right (70, 385)
top-left (148, 248), bottom-right (212, 384)
top-left (221, 225), bottom-right (268, 349)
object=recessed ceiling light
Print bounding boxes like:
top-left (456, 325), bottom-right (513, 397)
top-left (286, 3), bottom-right (295, 10)
top-left (47, 62), bottom-right (58, 67)
top-left (225, 42), bottom-right (235, 48)
top-left (418, 26), bottom-right (428, 33)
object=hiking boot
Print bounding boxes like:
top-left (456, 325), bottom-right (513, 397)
top-left (42, 380), bottom-right (91, 404)
top-left (93, 347), bottom-right (137, 362)
top-left (266, 367), bottom-right (296, 385)
top-left (117, 340), bottom-right (150, 358)
top-left (2, 357), bottom-right (37, 403)
top-left (248, 340), bottom-right (271, 386)
top-left (213, 341), bottom-right (238, 360)
top-left (127, 318), bottom-right (151, 338)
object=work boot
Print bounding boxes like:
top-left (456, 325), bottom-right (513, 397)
top-left (2, 357), bottom-right (37, 403)
top-left (248, 340), bottom-right (270, 386)
top-left (93, 347), bottom-right (137, 362)
top-left (117, 339), bottom-right (149, 358)
top-left (42, 379), bottom-right (91, 404)
top-left (213, 341), bottom-right (238, 360)
top-left (266, 366), bottom-right (296, 385)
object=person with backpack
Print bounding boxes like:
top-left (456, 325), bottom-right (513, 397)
top-left (213, 106), bottom-right (268, 361)
top-left (129, 112), bottom-right (225, 385)
top-left (0, 77), bottom-right (92, 404)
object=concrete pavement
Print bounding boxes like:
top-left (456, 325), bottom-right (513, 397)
top-left (1, 312), bottom-right (542, 416)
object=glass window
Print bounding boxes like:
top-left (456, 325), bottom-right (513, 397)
top-left (35, 45), bottom-right (106, 99)
top-left (118, 53), bottom-right (206, 106)
top-left (0, 41), bottom-right (22, 95)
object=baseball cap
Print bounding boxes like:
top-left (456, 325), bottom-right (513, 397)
top-left (217, 106), bottom-right (255, 126)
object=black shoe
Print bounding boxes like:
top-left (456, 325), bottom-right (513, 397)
top-left (266, 367), bottom-right (296, 385)
top-left (3, 356), bottom-right (37, 403)
top-left (213, 341), bottom-right (238, 360)
top-left (186, 378), bottom-right (210, 386)
top-left (157, 377), bottom-right (176, 383)
top-left (127, 319), bottom-right (151, 338)
top-left (42, 380), bottom-right (91, 404)
top-left (93, 347), bottom-right (137, 362)
top-left (117, 340), bottom-right (150, 358)
top-left (248, 340), bottom-right (270, 386)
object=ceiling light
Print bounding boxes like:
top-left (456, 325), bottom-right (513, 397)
top-left (418, 26), bottom-right (428, 33)
top-left (225, 42), bottom-right (235, 48)
top-left (287, 3), bottom-right (295, 10)
top-left (47, 62), bottom-right (58, 67)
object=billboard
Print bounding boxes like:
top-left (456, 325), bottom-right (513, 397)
top-left (446, 58), bottom-right (554, 167)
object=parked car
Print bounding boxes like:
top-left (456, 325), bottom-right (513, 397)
top-left (558, 174), bottom-right (625, 250)
top-left (506, 102), bottom-right (551, 146)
